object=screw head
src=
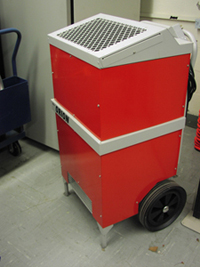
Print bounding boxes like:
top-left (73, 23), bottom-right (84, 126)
top-left (163, 206), bottom-right (169, 213)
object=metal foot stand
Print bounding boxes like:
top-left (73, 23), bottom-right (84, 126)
top-left (63, 178), bottom-right (70, 196)
top-left (97, 223), bottom-right (113, 249)
top-left (63, 176), bottom-right (113, 248)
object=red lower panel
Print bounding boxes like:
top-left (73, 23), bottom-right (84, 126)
top-left (101, 130), bottom-right (182, 227)
top-left (56, 115), bottom-right (182, 228)
top-left (56, 116), bottom-right (103, 225)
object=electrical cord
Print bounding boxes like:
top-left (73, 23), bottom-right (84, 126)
top-left (187, 64), bottom-right (200, 152)
top-left (186, 64), bottom-right (196, 112)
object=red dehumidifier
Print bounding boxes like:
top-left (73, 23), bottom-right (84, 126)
top-left (48, 14), bottom-right (193, 247)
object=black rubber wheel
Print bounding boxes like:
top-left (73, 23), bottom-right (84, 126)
top-left (8, 141), bottom-right (22, 156)
top-left (139, 180), bottom-right (186, 231)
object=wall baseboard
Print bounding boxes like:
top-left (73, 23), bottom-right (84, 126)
top-left (186, 114), bottom-right (198, 129)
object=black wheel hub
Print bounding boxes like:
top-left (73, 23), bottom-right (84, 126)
top-left (148, 190), bottom-right (181, 227)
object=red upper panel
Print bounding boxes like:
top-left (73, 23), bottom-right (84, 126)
top-left (50, 45), bottom-right (190, 141)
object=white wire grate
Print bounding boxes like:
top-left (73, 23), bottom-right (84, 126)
top-left (57, 18), bottom-right (147, 52)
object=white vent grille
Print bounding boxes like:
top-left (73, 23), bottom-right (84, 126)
top-left (57, 18), bottom-right (147, 52)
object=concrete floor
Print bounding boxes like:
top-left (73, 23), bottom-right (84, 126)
top-left (0, 126), bottom-right (200, 267)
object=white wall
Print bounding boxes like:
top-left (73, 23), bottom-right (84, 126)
top-left (141, 0), bottom-right (200, 22)
top-left (141, 0), bottom-right (200, 117)
top-left (0, 0), bottom-right (68, 150)
top-left (74, 0), bottom-right (141, 22)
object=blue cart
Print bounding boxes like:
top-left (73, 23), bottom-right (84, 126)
top-left (0, 28), bottom-right (31, 156)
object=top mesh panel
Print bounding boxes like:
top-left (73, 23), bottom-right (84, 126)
top-left (57, 18), bottom-right (147, 52)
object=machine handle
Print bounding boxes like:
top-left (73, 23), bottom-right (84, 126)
top-left (0, 28), bottom-right (22, 76)
top-left (183, 29), bottom-right (198, 68)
